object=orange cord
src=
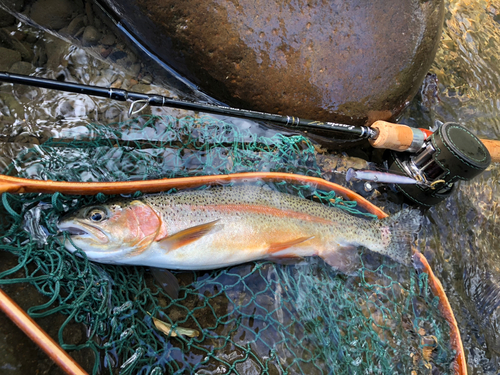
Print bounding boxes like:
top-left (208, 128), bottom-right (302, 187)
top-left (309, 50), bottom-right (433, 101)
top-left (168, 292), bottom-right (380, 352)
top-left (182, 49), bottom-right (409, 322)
top-left (412, 249), bottom-right (468, 375)
top-left (0, 172), bottom-right (387, 218)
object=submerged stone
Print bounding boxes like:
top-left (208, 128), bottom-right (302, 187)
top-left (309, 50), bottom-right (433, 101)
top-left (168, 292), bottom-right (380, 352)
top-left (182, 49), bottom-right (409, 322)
top-left (102, 0), bottom-right (444, 125)
top-left (29, 0), bottom-right (83, 30)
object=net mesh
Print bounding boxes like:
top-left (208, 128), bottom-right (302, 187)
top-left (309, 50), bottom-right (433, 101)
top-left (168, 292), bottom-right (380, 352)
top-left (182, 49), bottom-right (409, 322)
top-left (0, 115), bottom-right (454, 374)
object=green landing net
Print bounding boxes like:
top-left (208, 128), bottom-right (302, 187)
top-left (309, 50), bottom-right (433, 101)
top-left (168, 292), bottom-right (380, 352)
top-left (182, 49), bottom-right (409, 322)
top-left (0, 115), bottom-right (454, 374)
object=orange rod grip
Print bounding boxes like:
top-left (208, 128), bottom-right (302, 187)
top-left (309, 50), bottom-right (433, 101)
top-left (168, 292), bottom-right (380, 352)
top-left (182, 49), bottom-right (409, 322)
top-left (369, 120), bottom-right (415, 151)
top-left (0, 288), bottom-right (88, 375)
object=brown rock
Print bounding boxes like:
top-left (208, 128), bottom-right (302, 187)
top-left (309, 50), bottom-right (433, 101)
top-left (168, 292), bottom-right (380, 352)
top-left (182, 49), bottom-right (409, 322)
top-left (82, 25), bottom-right (101, 46)
top-left (0, 9), bottom-right (16, 27)
top-left (101, 0), bottom-right (444, 126)
top-left (0, 29), bottom-right (34, 62)
top-left (0, 0), bottom-right (24, 27)
top-left (0, 46), bottom-right (21, 70)
top-left (65, 14), bottom-right (86, 37)
top-left (9, 61), bottom-right (35, 75)
top-left (100, 33), bottom-right (116, 46)
top-left (29, 0), bottom-right (83, 30)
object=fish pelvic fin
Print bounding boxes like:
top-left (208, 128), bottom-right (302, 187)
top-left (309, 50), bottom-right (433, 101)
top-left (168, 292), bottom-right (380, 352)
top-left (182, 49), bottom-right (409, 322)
top-left (265, 236), bottom-right (314, 265)
top-left (150, 267), bottom-right (180, 300)
top-left (378, 209), bottom-right (421, 266)
top-left (267, 236), bottom-right (314, 254)
top-left (158, 219), bottom-right (222, 251)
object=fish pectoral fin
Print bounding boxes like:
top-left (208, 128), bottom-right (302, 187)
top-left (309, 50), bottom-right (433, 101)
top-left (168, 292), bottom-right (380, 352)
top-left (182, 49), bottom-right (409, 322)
top-left (127, 232), bottom-right (158, 257)
top-left (158, 219), bottom-right (222, 251)
top-left (320, 245), bottom-right (360, 276)
top-left (267, 236), bottom-right (314, 254)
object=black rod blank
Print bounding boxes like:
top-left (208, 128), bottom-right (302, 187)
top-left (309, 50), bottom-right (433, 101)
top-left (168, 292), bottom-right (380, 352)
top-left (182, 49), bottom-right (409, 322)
top-left (0, 72), bottom-right (375, 139)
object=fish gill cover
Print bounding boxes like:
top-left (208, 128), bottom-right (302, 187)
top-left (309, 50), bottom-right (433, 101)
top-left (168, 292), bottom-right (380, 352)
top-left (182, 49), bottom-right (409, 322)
top-left (0, 115), bottom-right (454, 374)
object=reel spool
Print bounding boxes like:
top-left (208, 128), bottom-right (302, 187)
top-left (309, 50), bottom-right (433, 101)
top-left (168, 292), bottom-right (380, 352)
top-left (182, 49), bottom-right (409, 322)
top-left (388, 122), bottom-right (491, 207)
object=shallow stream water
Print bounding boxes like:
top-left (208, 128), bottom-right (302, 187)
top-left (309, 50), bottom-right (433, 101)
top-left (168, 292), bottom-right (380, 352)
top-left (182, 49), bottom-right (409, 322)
top-left (0, 0), bottom-right (500, 374)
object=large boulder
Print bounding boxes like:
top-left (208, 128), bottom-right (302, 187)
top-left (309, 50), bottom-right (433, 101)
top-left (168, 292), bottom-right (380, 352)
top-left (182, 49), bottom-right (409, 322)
top-left (101, 0), bottom-right (444, 125)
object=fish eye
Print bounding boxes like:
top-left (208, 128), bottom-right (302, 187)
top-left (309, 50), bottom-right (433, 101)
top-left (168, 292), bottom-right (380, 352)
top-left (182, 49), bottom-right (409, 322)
top-left (88, 209), bottom-right (106, 222)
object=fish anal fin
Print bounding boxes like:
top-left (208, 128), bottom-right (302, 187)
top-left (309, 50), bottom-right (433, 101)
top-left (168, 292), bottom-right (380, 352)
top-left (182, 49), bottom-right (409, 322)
top-left (158, 220), bottom-right (221, 251)
top-left (268, 236), bottom-right (314, 254)
top-left (320, 245), bottom-right (360, 276)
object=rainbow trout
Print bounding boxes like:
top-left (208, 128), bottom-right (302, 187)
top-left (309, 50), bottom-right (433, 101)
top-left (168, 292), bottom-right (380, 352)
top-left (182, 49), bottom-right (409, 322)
top-left (58, 186), bottom-right (420, 272)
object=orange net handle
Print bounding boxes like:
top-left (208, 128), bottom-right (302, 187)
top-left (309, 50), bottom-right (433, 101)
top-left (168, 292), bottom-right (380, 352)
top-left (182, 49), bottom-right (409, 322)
top-left (0, 288), bottom-right (88, 375)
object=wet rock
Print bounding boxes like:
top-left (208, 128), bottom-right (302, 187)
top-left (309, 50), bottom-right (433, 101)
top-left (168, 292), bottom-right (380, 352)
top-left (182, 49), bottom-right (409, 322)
top-left (44, 37), bottom-right (72, 71)
top-left (0, 46), bottom-right (21, 70)
top-left (0, 0), bottom-right (24, 11)
top-left (129, 62), bottom-right (141, 76)
top-left (29, 0), bottom-right (83, 30)
top-left (82, 25), bottom-right (101, 46)
top-left (100, 33), bottom-right (115, 46)
top-left (0, 9), bottom-right (16, 27)
top-left (0, 92), bottom-right (24, 118)
top-left (0, 29), bottom-right (34, 61)
top-left (32, 38), bottom-right (47, 66)
top-left (0, 0), bottom-right (24, 27)
top-left (65, 14), bottom-right (86, 37)
top-left (9, 61), bottom-right (35, 75)
top-left (101, 0), bottom-right (444, 126)
top-left (140, 74), bottom-right (153, 85)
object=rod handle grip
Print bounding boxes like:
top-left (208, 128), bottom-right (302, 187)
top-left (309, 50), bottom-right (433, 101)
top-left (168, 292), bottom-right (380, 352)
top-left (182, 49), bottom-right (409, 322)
top-left (369, 120), bottom-right (416, 151)
top-left (479, 139), bottom-right (500, 163)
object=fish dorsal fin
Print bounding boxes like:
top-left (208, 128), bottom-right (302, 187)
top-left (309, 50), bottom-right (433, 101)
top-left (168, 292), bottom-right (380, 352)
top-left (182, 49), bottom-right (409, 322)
top-left (158, 220), bottom-right (222, 251)
top-left (267, 236), bottom-right (314, 254)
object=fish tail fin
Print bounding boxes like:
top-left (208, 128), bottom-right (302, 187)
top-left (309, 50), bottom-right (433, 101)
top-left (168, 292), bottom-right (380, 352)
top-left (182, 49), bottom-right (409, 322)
top-left (378, 209), bottom-right (421, 266)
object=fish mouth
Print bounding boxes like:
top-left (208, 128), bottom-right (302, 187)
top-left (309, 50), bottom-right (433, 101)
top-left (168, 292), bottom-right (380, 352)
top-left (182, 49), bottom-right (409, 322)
top-left (63, 226), bottom-right (87, 235)
top-left (58, 220), bottom-right (109, 244)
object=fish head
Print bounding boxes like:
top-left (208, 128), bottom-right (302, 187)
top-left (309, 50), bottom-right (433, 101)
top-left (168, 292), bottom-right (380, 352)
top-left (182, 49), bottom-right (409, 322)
top-left (57, 199), bottom-right (163, 263)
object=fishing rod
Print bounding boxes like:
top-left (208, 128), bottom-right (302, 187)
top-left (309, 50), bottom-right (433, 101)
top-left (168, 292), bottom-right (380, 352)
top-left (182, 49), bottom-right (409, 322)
top-left (0, 71), bottom-right (499, 207)
top-left (0, 72), bottom-right (375, 139)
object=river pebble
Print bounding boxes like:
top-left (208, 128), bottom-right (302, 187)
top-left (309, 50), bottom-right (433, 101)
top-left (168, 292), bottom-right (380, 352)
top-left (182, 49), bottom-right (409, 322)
top-left (82, 25), bottom-right (101, 46)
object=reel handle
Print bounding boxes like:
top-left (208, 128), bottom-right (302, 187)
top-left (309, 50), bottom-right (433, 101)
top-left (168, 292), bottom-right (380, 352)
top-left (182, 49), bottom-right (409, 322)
top-left (370, 120), bottom-right (500, 162)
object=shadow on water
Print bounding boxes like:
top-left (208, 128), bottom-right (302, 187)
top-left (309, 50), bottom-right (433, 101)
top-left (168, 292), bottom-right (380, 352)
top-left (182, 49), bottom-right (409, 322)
top-left (1, 0), bottom-right (500, 374)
